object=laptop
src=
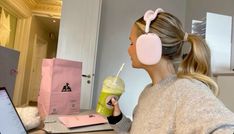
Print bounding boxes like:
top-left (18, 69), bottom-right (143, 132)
top-left (0, 87), bottom-right (27, 134)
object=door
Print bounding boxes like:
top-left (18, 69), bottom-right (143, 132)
top-left (0, 46), bottom-right (19, 99)
top-left (56, 0), bottom-right (102, 109)
top-left (28, 34), bottom-right (47, 102)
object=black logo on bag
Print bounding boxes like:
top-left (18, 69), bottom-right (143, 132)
top-left (62, 83), bottom-right (72, 92)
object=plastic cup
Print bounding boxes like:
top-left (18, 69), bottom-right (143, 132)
top-left (96, 76), bottom-right (125, 116)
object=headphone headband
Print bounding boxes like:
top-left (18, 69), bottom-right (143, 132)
top-left (136, 8), bottom-right (164, 65)
top-left (143, 8), bottom-right (164, 33)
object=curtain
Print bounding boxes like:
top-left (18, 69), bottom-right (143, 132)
top-left (0, 8), bottom-right (11, 46)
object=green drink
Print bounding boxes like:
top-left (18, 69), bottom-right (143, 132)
top-left (96, 76), bottom-right (125, 116)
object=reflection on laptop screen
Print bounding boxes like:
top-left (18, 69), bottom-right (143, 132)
top-left (0, 88), bottom-right (27, 134)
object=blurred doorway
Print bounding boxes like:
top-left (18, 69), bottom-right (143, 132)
top-left (26, 16), bottom-right (60, 104)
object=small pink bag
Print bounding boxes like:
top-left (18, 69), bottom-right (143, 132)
top-left (38, 58), bottom-right (82, 119)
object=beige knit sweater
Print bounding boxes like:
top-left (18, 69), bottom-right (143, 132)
top-left (112, 75), bottom-right (234, 134)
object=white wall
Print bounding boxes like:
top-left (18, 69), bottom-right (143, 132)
top-left (185, 0), bottom-right (234, 69)
top-left (217, 76), bottom-right (234, 112)
top-left (93, 0), bottom-right (186, 118)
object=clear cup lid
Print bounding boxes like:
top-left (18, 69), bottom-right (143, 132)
top-left (103, 76), bottom-right (125, 91)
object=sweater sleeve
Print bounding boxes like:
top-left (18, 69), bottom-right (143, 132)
top-left (107, 113), bottom-right (123, 124)
top-left (109, 114), bottom-right (132, 133)
top-left (174, 79), bottom-right (234, 134)
top-left (108, 104), bottom-right (140, 133)
top-left (107, 85), bottom-right (151, 133)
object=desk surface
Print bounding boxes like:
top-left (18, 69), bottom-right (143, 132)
top-left (29, 110), bottom-right (116, 134)
top-left (29, 130), bottom-right (115, 134)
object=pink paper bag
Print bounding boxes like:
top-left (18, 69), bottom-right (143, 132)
top-left (38, 58), bottom-right (82, 119)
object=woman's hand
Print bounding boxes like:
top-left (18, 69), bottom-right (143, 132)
top-left (111, 98), bottom-right (121, 116)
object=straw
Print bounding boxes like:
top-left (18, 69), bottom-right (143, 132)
top-left (114, 63), bottom-right (125, 84)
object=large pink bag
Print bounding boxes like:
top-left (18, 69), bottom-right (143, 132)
top-left (38, 58), bottom-right (82, 119)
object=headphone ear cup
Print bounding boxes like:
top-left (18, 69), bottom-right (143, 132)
top-left (136, 33), bottom-right (162, 65)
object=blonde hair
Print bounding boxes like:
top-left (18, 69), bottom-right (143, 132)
top-left (135, 12), bottom-right (218, 95)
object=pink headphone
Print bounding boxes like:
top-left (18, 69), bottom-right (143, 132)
top-left (136, 8), bottom-right (164, 65)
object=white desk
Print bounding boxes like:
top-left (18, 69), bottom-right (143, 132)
top-left (29, 130), bottom-right (115, 134)
top-left (29, 110), bottom-right (116, 134)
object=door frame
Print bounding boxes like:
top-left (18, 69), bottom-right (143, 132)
top-left (27, 34), bottom-right (48, 103)
top-left (0, 0), bottom-right (32, 106)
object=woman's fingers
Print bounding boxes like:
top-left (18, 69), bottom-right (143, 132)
top-left (111, 98), bottom-right (121, 116)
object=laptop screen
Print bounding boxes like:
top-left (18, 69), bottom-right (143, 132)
top-left (0, 88), bottom-right (27, 134)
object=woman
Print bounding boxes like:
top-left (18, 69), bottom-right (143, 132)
top-left (107, 8), bottom-right (234, 134)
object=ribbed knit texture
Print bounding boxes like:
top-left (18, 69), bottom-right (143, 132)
top-left (111, 75), bottom-right (234, 134)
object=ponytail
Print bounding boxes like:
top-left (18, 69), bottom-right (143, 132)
top-left (177, 34), bottom-right (219, 96)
